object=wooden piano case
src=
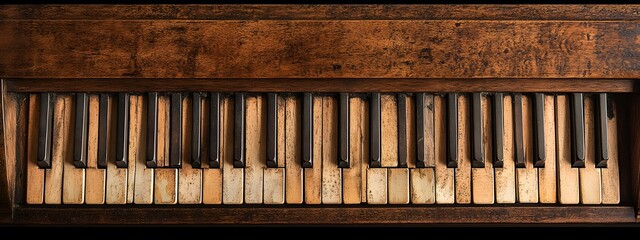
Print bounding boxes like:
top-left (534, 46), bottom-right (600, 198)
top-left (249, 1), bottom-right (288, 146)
top-left (0, 4), bottom-right (639, 224)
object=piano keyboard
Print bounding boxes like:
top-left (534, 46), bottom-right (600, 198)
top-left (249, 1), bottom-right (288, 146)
top-left (24, 92), bottom-right (620, 205)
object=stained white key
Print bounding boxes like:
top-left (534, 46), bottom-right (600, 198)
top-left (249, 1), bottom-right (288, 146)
top-left (472, 95), bottom-right (494, 204)
top-left (26, 94), bottom-right (45, 204)
top-left (556, 95), bottom-right (580, 204)
top-left (495, 94), bottom-right (516, 203)
top-left (580, 96), bottom-right (602, 204)
top-left (538, 95), bottom-right (557, 203)
top-left (434, 95), bottom-right (454, 204)
top-left (322, 96), bottom-right (342, 204)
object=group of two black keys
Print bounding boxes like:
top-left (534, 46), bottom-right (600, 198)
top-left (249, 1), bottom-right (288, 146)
top-left (34, 91), bottom-right (610, 171)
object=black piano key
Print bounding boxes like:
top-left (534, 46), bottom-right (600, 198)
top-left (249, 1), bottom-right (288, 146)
top-left (170, 93), bottom-right (182, 168)
top-left (115, 93), bottom-right (129, 168)
top-left (209, 92), bottom-right (220, 168)
top-left (514, 94), bottom-right (525, 168)
top-left (37, 92), bottom-right (53, 169)
top-left (73, 93), bottom-right (88, 168)
top-left (596, 93), bottom-right (609, 168)
top-left (146, 92), bottom-right (158, 168)
top-left (533, 93), bottom-right (546, 168)
top-left (571, 93), bottom-right (586, 168)
top-left (397, 93), bottom-right (408, 168)
top-left (370, 93), bottom-right (382, 168)
top-left (493, 93), bottom-right (504, 168)
top-left (97, 94), bottom-right (109, 169)
top-left (192, 93), bottom-right (202, 168)
top-left (233, 93), bottom-right (245, 168)
top-left (302, 93), bottom-right (313, 168)
top-left (472, 92), bottom-right (484, 168)
top-left (446, 93), bottom-right (458, 168)
top-left (415, 93), bottom-right (427, 168)
top-left (266, 93), bottom-right (278, 168)
top-left (338, 93), bottom-right (350, 168)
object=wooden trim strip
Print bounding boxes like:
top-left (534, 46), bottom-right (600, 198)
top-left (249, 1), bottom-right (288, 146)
top-left (10, 206), bottom-right (637, 224)
top-left (5, 79), bottom-right (637, 93)
top-left (2, 5), bottom-right (640, 20)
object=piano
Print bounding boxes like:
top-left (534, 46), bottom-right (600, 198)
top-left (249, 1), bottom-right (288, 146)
top-left (0, 4), bottom-right (639, 225)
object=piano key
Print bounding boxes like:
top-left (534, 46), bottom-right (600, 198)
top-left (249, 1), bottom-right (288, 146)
top-left (495, 94), bottom-right (515, 203)
top-left (366, 168), bottom-right (387, 204)
top-left (388, 168), bottom-right (410, 204)
top-left (302, 93), bottom-right (313, 168)
top-left (209, 92), bottom-right (220, 168)
top-left (455, 94), bottom-right (471, 204)
top-left (244, 95), bottom-right (265, 204)
top-left (192, 93), bottom-right (202, 168)
top-left (234, 93), bottom-right (246, 168)
top-left (513, 94), bottom-right (525, 168)
top-left (434, 95), bottom-right (454, 204)
top-left (533, 93), bottom-right (546, 167)
top-left (571, 93), bottom-right (586, 168)
top-left (343, 96), bottom-right (363, 204)
top-left (85, 95), bottom-right (105, 204)
top-left (580, 96), bottom-right (602, 204)
top-left (277, 95), bottom-right (286, 169)
top-left (397, 94), bottom-right (408, 168)
top-left (595, 93), bottom-right (609, 168)
top-left (266, 93), bottom-right (278, 168)
top-left (178, 95), bottom-right (203, 204)
top-left (360, 98), bottom-right (370, 203)
top-left (286, 96), bottom-right (303, 204)
top-left (446, 93), bottom-right (458, 168)
top-left (264, 96), bottom-right (286, 204)
top-left (125, 95), bottom-right (138, 203)
top-left (73, 93), bottom-right (88, 168)
top-left (338, 93), bottom-right (350, 168)
top-left (601, 99), bottom-right (620, 204)
top-left (105, 96), bottom-right (127, 204)
top-left (115, 93), bottom-right (129, 168)
top-left (493, 93), bottom-right (505, 168)
top-left (221, 96), bottom-right (244, 204)
top-left (154, 168), bottom-right (178, 204)
top-left (26, 94), bottom-right (45, 204)
top-left (472, 92), bottom-right (484, 168)
top-left (538, 95), bottom-right (557, 203)
top-left (45, 95), bottom-right (67, 204)
top-left (146, 92), bottom-right (158, 168)
top-left (264, 168), bottom-right (285, 204)
top-left (421, 94), bottom-right (436, 168)
top-left (59, 95), bottom-right (85, 204)
top-left (369, 92), bottom-right (382, 168)
top-left (405, 95), bottom-right (417, 168)
top-left (322, 96), bottom-right (342, 204)
top-left (410, 168), bottom-right (435, 204)
top-left (37, 92), bottom-right (52, 169)
top-left (157, 95), bottom-right (170, 168)
top-left (304, 96), bottom-right (323, 204)
top-left (556, 95), bottom-right (580, 204)
top-left (202, 96), bottom-right (223, 204)
top-left (169, 93), bottom-right (182, 168)
top-left (97, 94), bottom-right (109, 169)
top-left (516, 94), bottom-right (539, 203)
top-left (471, 94), bottom-right (495, 204)
top-left (130, 95), bottom-right (153, 204)
top-left (416, 93), bottom-right (427, 168)
top-left (381, 94), bottom-right (398, 167)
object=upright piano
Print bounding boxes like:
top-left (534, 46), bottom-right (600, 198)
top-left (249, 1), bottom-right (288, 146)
top-left (1, 4), bottom-right (639, 225)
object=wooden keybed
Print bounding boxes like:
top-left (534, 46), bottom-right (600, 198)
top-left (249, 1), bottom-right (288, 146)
top-left (1, 4), bottom-right (640, 224)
